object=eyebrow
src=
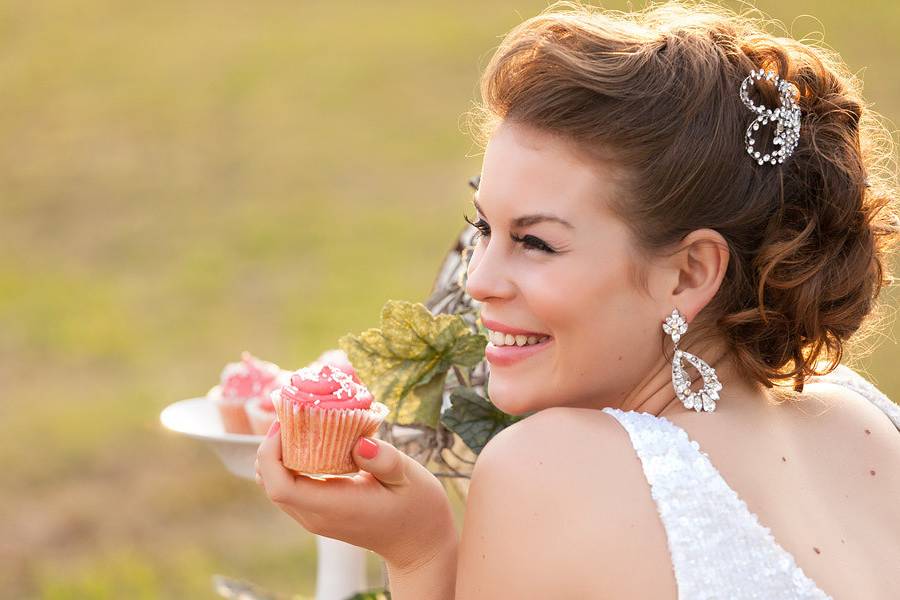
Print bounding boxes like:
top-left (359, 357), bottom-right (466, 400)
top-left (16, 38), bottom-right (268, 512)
top-left (472, 197), bottom-right (575, 230)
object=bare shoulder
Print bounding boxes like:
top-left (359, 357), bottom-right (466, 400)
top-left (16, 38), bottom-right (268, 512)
top-left (790, 377), bottom-right (900, 441)
top-left (455, 407), bottom-right (677, 599)
top-left (471, 406), bottom-right (641, 504)
top-left (479, 405), bottom-right (634, 466)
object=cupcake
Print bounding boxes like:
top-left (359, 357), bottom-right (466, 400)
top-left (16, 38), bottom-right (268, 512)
top-left (273, 364), bottom-right (389, 475)
top-left (246, 368), bottom-right (292, 435)
top-left (208, 352), bottom-right (282, 434)
top-left (307, 348), bottom-right (362, 383)
top-left (245, 388), bottom-right (275, 435)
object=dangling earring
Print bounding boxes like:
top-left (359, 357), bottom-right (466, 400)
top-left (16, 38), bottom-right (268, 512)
top-left (662, 308), bottom-right (722, 413)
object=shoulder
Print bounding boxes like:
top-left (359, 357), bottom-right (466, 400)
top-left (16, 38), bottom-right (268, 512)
top-left (481, 406), bottom-right (632, 464)
top-left (470, 407), bottom-right (642, 507)
top-left (792, 376), bottom-right (900, 438)
top-left (455, 407), bottom-right (673, 599)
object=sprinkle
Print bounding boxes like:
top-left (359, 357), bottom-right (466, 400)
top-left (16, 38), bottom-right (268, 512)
top-left (813, 547), bottom-right (821, 555)
top-left (870, 469), bottom-right (876, 476)
top-left (864, 429), bottom-right (871, 435)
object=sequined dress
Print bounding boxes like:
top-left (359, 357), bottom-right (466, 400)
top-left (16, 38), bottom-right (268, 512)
top-left (602, 365), bottom-right (900, 600)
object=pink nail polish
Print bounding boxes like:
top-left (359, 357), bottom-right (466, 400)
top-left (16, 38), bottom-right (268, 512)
top-left (266, 421), bottom-right (281, 438)
top-left (356, 437), bottom-right (378, 459)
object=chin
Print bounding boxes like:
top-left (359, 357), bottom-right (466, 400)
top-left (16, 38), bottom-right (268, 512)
top-left (486, 378), bottom-right (542, 416)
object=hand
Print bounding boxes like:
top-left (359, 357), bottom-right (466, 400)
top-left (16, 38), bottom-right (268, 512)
top-left (255, 422), bottom-right (458, 571)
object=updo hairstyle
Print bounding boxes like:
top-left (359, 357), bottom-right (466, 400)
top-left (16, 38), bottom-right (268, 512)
top-left (470, 0), bottom-right (900, 391)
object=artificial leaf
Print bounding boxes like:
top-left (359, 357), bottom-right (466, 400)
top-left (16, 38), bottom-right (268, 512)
top-left (339, 300), bottom-right (487, 427)
top-left (441, 387), bottom-right (522, 454)
top-left (394, 369), bottom-right (447, 427)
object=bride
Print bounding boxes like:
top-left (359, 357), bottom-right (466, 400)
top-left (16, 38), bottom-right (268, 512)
top-left (256, 2), bottom-right (900, 598)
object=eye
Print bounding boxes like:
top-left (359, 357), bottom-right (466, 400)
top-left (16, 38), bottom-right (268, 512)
top-left (464, 214), bottom-right (491, 238)
top-left (464, 214), bottom-right (557, 254)
top-left (512, 233), bottom-right (556, 254)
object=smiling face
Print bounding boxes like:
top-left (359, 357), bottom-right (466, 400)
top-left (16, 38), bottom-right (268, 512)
top-left (465, 120), bottom-right (669, 414)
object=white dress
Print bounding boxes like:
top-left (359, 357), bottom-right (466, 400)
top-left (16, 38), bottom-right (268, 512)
top-left (602, 364), bottom-right (900, 600)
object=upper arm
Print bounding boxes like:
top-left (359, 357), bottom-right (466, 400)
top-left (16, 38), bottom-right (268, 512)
top-left (453, 407), bottom-right (651, 599)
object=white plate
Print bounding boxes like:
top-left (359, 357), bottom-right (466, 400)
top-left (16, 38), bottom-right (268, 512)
top-left (160, 397), bottom-right (264, 479)
top-left (161, 397), bottom-right (427, 481)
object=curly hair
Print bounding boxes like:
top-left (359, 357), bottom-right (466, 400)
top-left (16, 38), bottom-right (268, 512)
top-left (469, 0), bottom-right (899, 391)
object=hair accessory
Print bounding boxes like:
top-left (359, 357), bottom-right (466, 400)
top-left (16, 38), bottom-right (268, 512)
top-left (663, 308), bottom-right (722, 413)
top-left (739, 68), bottom-right (801, 166)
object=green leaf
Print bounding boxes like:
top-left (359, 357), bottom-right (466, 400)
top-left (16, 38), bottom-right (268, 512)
top-left (441, 387), bottom-right (522, 454)
top-left (339, 300), bottom-right (487, 427)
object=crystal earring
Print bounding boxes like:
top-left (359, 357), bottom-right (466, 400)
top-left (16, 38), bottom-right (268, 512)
top-left (662, 308), bottom-right (722, 413)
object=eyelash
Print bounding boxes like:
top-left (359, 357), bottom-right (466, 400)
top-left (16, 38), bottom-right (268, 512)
top-left (463, 214), bottom-right (557, 254)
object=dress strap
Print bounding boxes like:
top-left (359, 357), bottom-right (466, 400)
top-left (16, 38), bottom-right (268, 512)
top-left (602, 407), bottom-right (832, 599)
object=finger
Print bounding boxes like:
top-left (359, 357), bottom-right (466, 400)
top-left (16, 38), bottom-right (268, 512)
top-left (352, 437), bottom-right (409, 487)
top-left (256, 423), bottom-right (347, 510)
top-left (256, 424), bottom-right (301, 502)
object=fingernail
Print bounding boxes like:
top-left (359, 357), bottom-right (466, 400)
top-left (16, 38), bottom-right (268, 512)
top-left (356, 437), bottom-right (378, 459)
top-left (266, 421), bottom-right (281, 438)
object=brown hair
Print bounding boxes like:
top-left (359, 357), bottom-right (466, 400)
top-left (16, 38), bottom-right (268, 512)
top-left (471, 0), bottom-right (899, 391)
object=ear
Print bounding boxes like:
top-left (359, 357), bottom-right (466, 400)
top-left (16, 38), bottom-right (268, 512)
top-left (661, 229), bottom-right (730, 322)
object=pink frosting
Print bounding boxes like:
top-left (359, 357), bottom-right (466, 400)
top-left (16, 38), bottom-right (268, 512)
top-left (308, 349), bottom-right (362, 384)
top-left (281, 364), bottom-right (373, 410)
top-left (220, 351), bottom-right (282, 400)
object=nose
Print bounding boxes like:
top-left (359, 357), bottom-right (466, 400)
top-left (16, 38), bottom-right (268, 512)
top-left (465, 239), bottom-right (516, 303)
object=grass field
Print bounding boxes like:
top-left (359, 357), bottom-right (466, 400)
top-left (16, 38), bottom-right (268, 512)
top-left (2, 1), bottom-right (898, 598)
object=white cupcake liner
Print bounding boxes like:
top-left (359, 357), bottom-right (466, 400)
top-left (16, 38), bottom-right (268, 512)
top-left (245, 398), bottom-right (277, 435)
top-left (207, 385), bottom-right (253, 434)
top-left (273, 392), bottom-right (390, 474)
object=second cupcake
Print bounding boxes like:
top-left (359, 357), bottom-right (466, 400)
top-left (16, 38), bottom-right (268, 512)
top-left (208, 352), bottom-right (283, 434)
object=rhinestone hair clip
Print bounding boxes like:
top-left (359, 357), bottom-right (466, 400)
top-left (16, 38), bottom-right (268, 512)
top-left (739, 68), bottom-right (801, 166)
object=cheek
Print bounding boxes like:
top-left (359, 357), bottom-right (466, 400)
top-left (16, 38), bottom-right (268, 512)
top-left (484, 261), bottom-right (645, 413)
top-left (479, 244), bottom-right (662, 412)
top-left (532, 254), bottom-right (659, 397)
top-left (531, 255), bottom-right (638, 338)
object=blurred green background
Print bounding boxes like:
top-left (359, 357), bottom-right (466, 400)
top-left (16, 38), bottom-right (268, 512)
top-left (1, 1), bottom-right (897, 598)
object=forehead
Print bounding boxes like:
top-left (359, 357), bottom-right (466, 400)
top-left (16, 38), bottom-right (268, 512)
top-left (479, 121), bottom-right (619, 219)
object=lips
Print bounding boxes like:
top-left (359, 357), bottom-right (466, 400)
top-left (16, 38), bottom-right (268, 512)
top-left (479, 316), bottom-right (553, 367)
top-left (484, 335), bottom-right (553, 367)
top-left (480, 317), bottom-right (549, 338)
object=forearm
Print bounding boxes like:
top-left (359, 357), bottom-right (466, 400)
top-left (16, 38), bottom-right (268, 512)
top-left (386, 533), bottom-right (458, 600)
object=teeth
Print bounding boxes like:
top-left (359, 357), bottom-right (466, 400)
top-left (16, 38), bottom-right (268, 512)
top-left (489, 331), bottom-right (548, 347)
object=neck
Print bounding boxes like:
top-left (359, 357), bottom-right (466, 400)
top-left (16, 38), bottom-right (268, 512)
top-left (619, 337), bottom-right (764, 418)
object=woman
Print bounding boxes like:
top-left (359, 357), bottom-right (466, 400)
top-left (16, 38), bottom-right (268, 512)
top-left (256, 2), bottom-right (900, 598)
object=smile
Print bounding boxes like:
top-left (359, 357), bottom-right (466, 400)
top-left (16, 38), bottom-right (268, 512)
top-left (484, 335), bottom-right (553, 367)
top-left (487, 331), bottom-right (550, 347)
top-left (479, 318), bottom-right (553, 366)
